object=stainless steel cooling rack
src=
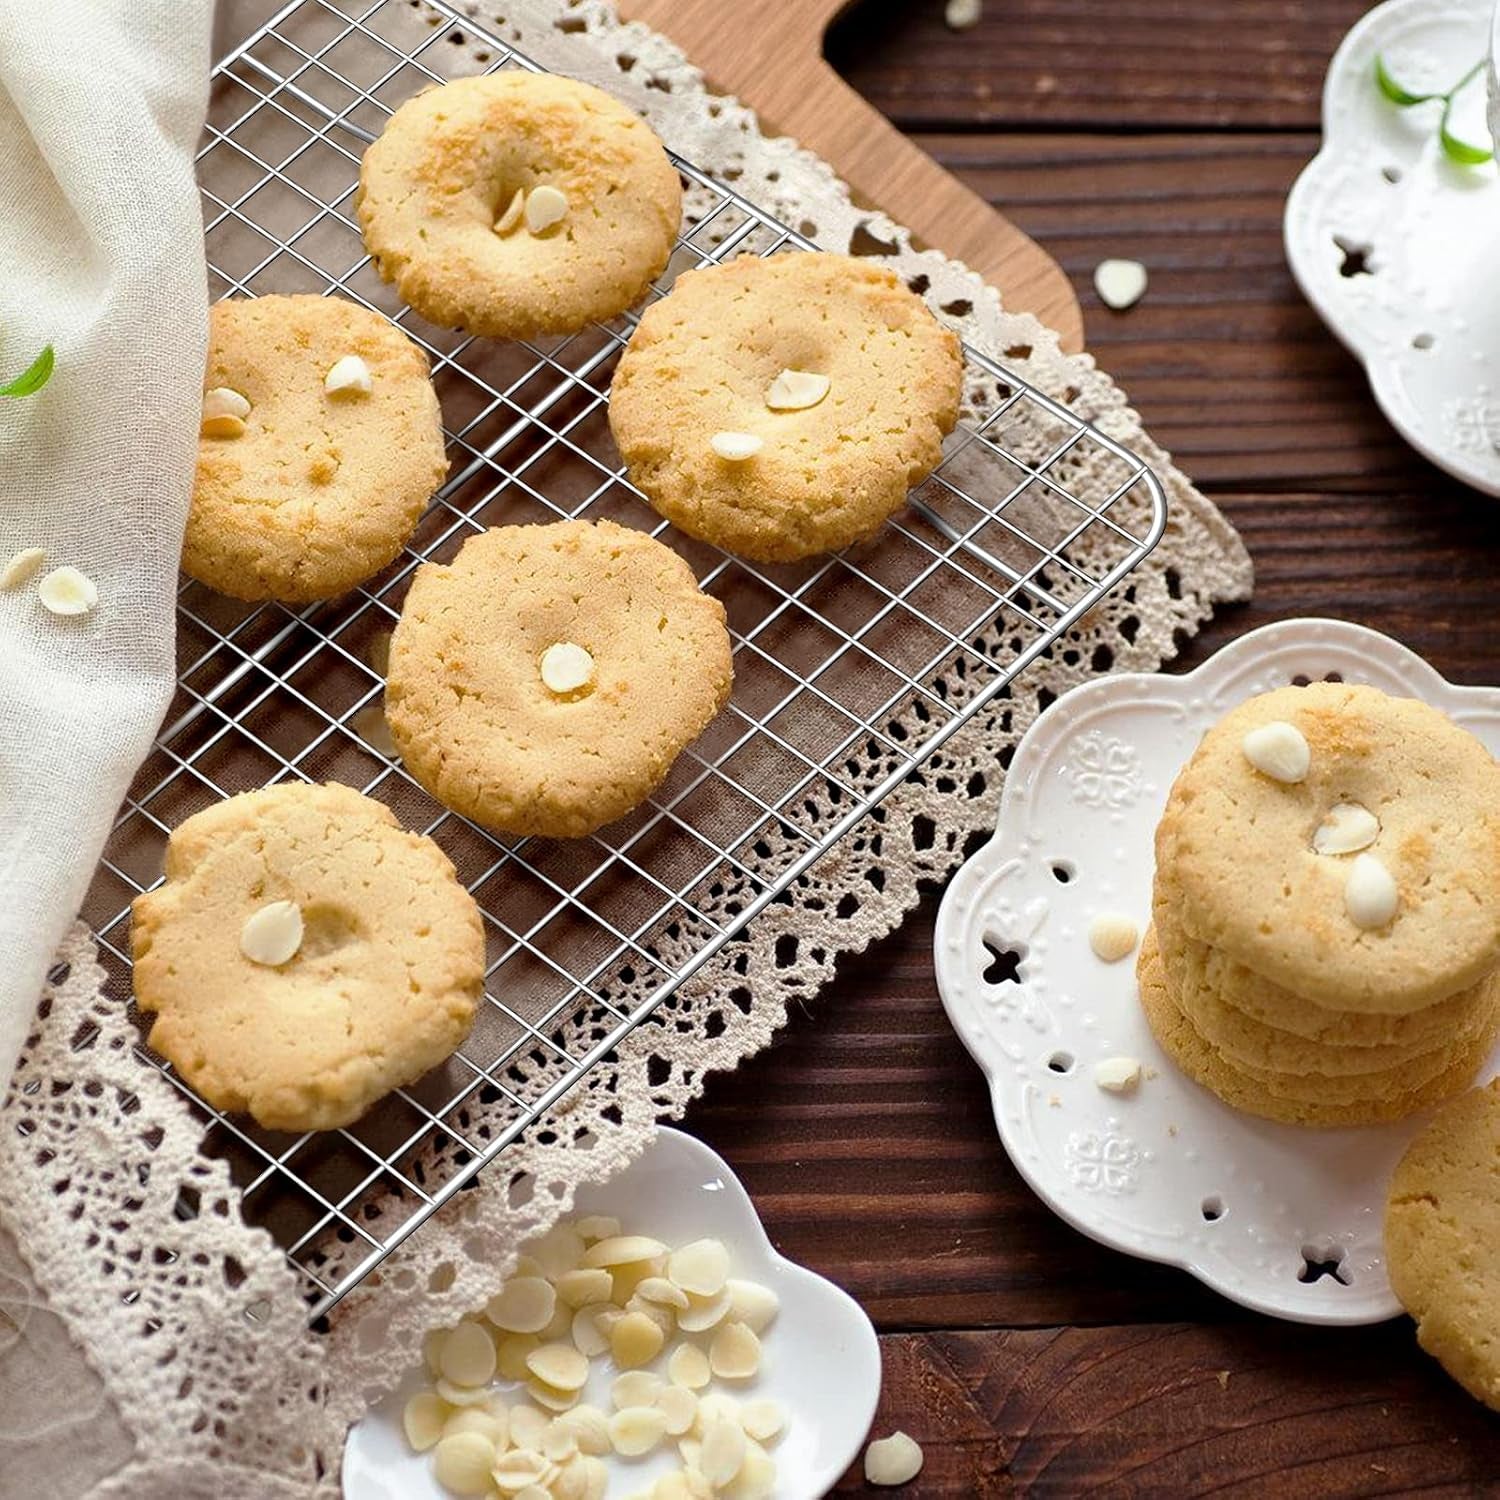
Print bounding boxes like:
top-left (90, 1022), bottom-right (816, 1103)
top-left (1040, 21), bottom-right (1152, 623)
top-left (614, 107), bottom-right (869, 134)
top-left (81, 0), bottom-right (1167, 1320)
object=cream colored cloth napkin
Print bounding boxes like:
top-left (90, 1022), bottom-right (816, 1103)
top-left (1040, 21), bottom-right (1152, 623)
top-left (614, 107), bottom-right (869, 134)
top-left (0, 0), bottom-right (211, 1089)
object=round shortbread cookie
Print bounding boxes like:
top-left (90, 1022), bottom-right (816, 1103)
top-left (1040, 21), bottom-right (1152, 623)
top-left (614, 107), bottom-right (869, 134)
top-left (131, 782), bottom-right (484, 1133)
top-left (1137, 925), bottom-right (1492, 1128)
top-left (357, 73), bottom-right (681, 339)
top-left (1156, 682), bottom-right (1500, 1014)
top-left (188, 295), bottom-right (447, 602)
top-left (385, 520), bottom-right (733, 838)
top-left (1152, 873), bottom-right (1496, 1063)
top-left (608, 252), bottom-right (963, 562)
top-left (1386, 1078), bottom-right (1500, 1411)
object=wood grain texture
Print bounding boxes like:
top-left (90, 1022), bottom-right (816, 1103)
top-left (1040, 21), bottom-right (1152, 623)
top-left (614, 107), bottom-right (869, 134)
top-left (829, 1324), bottom-right (1500, 1493)
top-left (829, 0), bottom-right (1370, 130)
top-left (616, 0), bottom-right (1085, 347)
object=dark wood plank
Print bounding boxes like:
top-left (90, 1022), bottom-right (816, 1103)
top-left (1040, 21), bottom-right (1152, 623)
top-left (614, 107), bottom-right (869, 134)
top-left (909, 131), bottom-right (1442, 492)
top-left (828, 0), bottom-right (1367, 131)
top-left (831, 1325), bottom-right (1500, 1493)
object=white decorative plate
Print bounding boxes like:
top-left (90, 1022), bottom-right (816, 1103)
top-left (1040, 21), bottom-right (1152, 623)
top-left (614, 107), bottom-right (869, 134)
top-left (933, 619), bottom-right (1500, 1325)
top-left (1285, 0), bottom-right (1500, 496)
top-left (343, 1128), bottom-right (880, 1498)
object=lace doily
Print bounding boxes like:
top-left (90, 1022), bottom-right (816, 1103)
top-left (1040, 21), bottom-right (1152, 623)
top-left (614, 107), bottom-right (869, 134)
top-left (0, 3), bottom-right (1253, 1494)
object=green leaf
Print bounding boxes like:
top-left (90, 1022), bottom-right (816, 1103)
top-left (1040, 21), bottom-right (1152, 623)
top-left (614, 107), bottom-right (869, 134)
top-left (0, 343), bottom-right (54, 398)
top-left (1439, 117), bottom-right (1494, 165)
top-left (1375, 53), bottom-right (1438, 107)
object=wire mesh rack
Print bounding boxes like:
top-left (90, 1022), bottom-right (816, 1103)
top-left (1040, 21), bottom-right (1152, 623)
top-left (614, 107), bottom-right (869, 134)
top-left (80, 0), bottom-right (1167, 1321)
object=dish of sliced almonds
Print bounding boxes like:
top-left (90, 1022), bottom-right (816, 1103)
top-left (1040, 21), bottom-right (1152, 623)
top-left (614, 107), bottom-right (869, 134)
top-left (400, 1216), bottom-right (787, 1499)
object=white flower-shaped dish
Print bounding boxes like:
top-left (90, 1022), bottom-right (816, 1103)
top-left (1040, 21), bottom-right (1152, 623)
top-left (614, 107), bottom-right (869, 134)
top-left (343, 1128), bottom-right (879, 1498)
top-left (933, 619), bottom-right (1500, 1325)
top-left (1285, 0), bottom-right (1500, 496)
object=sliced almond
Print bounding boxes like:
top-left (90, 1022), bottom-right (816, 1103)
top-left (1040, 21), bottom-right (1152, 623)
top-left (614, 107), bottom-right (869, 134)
top-left (1345, 852), bottom-right (1398, 929)
top-left (611, 1370), bottom-right (664, 1411)
top-left (440, 1321), bottom-right (498, 1387)
top-left (609, 1404), bottom-right (668, 1457)
top-left (572, 1303), bottom-right (612, 1358)
top-left (865, 1430), bottom-right (924, 1485)
top-left (655, 1382), bottom-right (699, 1436)
top-left (324, 353), bottom-right (373, 397)
top-left (495, 186), bottom-right (526, 236)
top-left (539, 641), bottom-right (596, 697)
top-left (1093, 258), bottom-right (1148, 312)
top-left (709, 1320), bottom-right (760, 1380)
top-left (1241, 721), bottom-right (1310, 783)
top-left (611, 1258), bottom-right (664, 1304)
top-left (740, 1398), bottom-right (786, 1444)
top-left (239, 900), bottom-right (304, 967)
top-left (542, 1418), bottom-right (579, 1462)
top-left (402, 1391), bottom-right (448, 1451)
top-left (764, 368), bottom-right (830, 412)
top-left (431, 1430), bottom-right (497, 1495)
top-left (525, 184), bottom-right (570, 235)
top-left (526, 1374), bottom-right (580, 1412)
top-left (676, 1287), bottom-right (732, 1333)
top-left (554, 1267), bottom-right (613, 1308)
top-left (698, 1416), bottom-right (747, 1486)
top-left (37, 565), bottom-right (98, 617)
top-left (1087, 913), bottom-right (1138, 964)
top-left (724, 1279), bottom-right (779, 1334)
top-left (435, 1376), bottom-right (492, 1407)
top-left (442, 1407), bottom-right (505, 1444)
top-left (724, 1439), bottom-right (777, 1500)
top-left (488, 1276), bottom-right (557, 1334)
top-left (667, 1239), bottom-right (730, 1298)
top-left (202, 386), bottom-right (250, 437)
top-left (582, 1234), bottom-right (668, 1269)
top-left (491, 1447), bottom-right (551, 1490)
top-left (635, 1275), bottom-right (691, 1310)
top-left (529, 1223), bottom-right (587, 1279)
top-left (944, 0), bottom-right (982, 29)
top-left (611, 1309), bottom-right (666, 1368)
top-left (1313, 802), bottom-right (1380, 856)
top-left (553, 1403), bottom-right (610, 1456)
top-left (668, 1340), bottom-right (711, 1390)
top-left (0, 547), bottom-right (45, 590)
top-left (1093, 1056), bottom-right (1142, 1095)
top-left (711, 431), bottom-right (764, 461)
top-left (526, 1341), bottom-right (589, 1392)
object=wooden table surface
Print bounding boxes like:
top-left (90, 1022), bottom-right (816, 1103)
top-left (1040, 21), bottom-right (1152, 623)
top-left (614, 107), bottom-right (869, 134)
top-left (681, 4), bottom-right (1500, 1493)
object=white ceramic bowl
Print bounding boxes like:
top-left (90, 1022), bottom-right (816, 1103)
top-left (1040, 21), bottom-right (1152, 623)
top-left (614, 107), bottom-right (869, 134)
top-left (343, 1128), bottom-right (880, 1498)
top-left (933, 619), bottom-right (1500, 1325)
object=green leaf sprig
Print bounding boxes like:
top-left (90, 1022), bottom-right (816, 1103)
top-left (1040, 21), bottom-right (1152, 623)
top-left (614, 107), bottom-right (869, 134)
top-left (1375, 54), bottom-right (1494, 166)
top-left (0, 343), bottom-right (54, 398)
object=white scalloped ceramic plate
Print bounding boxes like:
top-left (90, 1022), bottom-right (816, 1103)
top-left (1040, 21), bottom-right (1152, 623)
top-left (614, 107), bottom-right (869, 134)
top-left (933, 619), bottom-right (1500, 1325)
top-left (1285, 0), bottom-right (1500, 496)
top-left (342, 1128), bottom-right (879, 1498)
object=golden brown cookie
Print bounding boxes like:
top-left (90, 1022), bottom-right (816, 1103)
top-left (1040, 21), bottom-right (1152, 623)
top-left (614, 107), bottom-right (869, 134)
top-left (1137, 924), bottom-right (1492, 1127)
top-left (1387, 1079), bottom-right (1500, 1411)
top-left (131, 782), bottom-right (484, 1132)
top-left (1152, 872), bottom-right (1496, 1062)
top-left (1156, 683), bottom-right (1500, 1014)
top-left (385, 520), bottom-right (733, 838)
top-left (608, 252), bottom-right (963, 562)
top-left (188, 294), bottom-right (447, 602)
top-left (357, 73), bottom-right (681, 338)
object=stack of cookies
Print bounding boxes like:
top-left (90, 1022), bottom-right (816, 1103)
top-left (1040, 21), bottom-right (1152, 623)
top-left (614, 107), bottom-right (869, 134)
top-left (1139, 682), bottom-right (1500, 1126)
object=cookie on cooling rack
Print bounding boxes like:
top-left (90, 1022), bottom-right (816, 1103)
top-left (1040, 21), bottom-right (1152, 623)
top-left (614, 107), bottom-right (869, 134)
top-left (385, 519), bottom-right (733, 839)
top-left (356, 72), bottom-right (681, 339)
top-left (608, 252), bottom-right (963, 563)
top-left (131, 782), bottom-right (484, 1132)
top-left (187, 294), bottom-right (448, 602)
top-left (1155, 683), bottom-right (1500, 1015)
top-left (1387, 1078), bottom-right (1500, 1411)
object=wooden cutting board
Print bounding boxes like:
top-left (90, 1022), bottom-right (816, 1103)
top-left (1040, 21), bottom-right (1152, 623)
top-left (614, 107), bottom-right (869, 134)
top-left (618, 0), bottom-right (1085, 351)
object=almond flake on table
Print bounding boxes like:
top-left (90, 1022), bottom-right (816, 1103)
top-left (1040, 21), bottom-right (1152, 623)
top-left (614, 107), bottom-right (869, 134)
top-left (37, 564), bottom-right (98, 617)
top-left (945, 0), bottom-right (982, 29)
top-left (1094, 1056), bottom-right (1143, 1094)
top-left (1093, 258), bottom-right (1148, 311)
top-left (866, 1430), bottom-right (925, 1485)
top-left (0, 546), bottom-right (45, 589)
top-left (1088, 913), bottom-right (1139, 962)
